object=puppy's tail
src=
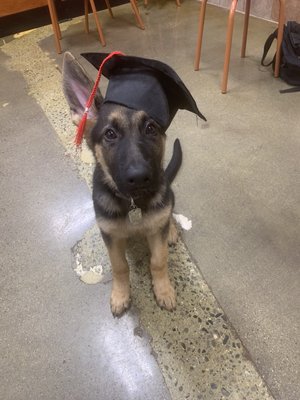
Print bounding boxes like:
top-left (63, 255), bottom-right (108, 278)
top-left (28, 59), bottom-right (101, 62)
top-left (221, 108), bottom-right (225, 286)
top-left (165, 138), bottom-right (182, 184)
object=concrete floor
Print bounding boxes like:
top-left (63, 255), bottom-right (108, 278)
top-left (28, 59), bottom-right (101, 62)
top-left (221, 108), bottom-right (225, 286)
top-left (1, 1), bottom-right (299, 400)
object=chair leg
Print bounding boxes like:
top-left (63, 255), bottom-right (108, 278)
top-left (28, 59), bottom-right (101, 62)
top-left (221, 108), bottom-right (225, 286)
top-left (241, 0), bottom-right (251, 58)
top-left (84, 0), bottom-right (89, 33)
top-left (221, 0), bottom-right (238, 94)
top-left (274, 0), bottom-right (285, 78)
top-left (51, 0), bottom-right (62, 39)
top-left (194, 0), bottom-right (208, 71)
top-left (104, 0), bottom-right (114, 18)
top-left (130, 0), bottom-right (145, 30)
top-left (89, 0), bottom-right (106, 46)
top-left (47, 0), bottom-right (62, 54)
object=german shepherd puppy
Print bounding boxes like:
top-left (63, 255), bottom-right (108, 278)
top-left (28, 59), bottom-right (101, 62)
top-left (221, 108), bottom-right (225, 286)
top-left (63, 53), bottom-right (188, 316)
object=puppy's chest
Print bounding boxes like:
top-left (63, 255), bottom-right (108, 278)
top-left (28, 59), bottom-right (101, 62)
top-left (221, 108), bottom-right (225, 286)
top-left (124, 199), bottom-right (170, 232)
top-left (98, 202), bottom-right (172, 238)
top-left (124, 203), bottom-right (170, 232)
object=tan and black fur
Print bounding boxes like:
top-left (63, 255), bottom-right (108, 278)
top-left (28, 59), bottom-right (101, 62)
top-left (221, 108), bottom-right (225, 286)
top-left (63, 52), bottom-right (182, 316)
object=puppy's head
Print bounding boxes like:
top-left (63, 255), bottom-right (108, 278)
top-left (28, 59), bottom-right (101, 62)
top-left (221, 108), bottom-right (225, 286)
top-left (62, 52), bottom-right (206, 198)
top-left (91, 103), bottom-right (166, 198)
top-left (62, 52), bottom-right (166, 198)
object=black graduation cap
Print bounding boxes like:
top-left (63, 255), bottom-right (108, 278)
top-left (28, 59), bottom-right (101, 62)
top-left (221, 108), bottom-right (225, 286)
top-left (81, 52), bottom-right (206, 129)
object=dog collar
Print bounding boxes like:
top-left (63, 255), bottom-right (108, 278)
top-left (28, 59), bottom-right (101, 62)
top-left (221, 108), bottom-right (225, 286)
top-left (114, 191), bottom-right (143, 224)
top-left (128, 198), bottom-right (142, 224)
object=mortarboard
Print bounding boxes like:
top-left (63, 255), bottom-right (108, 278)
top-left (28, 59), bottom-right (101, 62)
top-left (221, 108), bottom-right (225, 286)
top-left (81, 52), bottom-right (206, 129)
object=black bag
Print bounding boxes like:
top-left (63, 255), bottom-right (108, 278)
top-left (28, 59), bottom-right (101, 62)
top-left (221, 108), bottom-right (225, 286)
top-left (261, 21), bottom-right (300, 93)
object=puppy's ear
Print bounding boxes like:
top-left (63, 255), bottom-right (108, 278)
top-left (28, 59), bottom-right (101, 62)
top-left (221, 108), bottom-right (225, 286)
top-left (62, 52), bottom-right (103, 144)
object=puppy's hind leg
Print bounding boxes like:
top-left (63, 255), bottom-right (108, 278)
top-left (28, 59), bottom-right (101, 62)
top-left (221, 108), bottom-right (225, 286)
top-left (168, 216), bottom-right (179, 246)
top-left (103, 233), bottom-right (131, 316)
top-left (147, 232), bottom-right (176, 311)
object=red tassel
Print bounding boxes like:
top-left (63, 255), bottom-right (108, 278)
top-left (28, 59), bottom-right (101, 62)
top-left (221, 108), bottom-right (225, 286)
top-left (74, 51), bottom-right (125, 148)
top-left (75, 111), bottom-right (88, 146)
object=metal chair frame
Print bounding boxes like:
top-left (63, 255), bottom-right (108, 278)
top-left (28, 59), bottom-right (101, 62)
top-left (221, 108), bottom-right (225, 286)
top-left (194, 0), bottom-right (286, 93)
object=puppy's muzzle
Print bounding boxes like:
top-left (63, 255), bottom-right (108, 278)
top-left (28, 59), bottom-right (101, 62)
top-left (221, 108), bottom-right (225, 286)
top-left (125, 164), bottom-right (152, 191)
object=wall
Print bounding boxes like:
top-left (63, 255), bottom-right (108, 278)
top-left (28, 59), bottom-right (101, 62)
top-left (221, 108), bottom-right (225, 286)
top-left (207, 0), bottom-right (300, 22)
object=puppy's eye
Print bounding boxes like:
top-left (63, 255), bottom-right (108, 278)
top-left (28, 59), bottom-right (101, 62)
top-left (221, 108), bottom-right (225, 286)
top-left (145, 123), bottom-right (158, 136)
top-left (104, 129), bottom-right (118, 141)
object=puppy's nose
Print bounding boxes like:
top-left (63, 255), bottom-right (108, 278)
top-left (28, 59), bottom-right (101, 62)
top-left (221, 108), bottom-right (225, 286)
top-left (126, 165), bottom-right (151, 188)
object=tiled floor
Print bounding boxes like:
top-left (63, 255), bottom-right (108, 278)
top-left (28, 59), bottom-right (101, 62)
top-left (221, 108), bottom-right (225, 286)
top-left (1, 2), bottom-right (299, 400)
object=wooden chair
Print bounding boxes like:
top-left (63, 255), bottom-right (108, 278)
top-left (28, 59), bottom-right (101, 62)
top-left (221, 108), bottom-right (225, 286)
top-left (47, 0), bottom-right (145, 54)
top-left (194, 0), bottom-right (286, 93)
top-left (47, 0), bottom-right (62, 53)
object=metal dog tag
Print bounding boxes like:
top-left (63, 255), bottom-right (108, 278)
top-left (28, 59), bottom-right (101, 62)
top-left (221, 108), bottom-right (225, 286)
top-left (128, 199), bottom-right (142, 224)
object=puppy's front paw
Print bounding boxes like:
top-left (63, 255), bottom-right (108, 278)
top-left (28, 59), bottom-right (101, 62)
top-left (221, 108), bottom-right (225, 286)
top-left (110, 287), bottom-right (131, 316)
top-left (153, 281), bottom-right (176, 311)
